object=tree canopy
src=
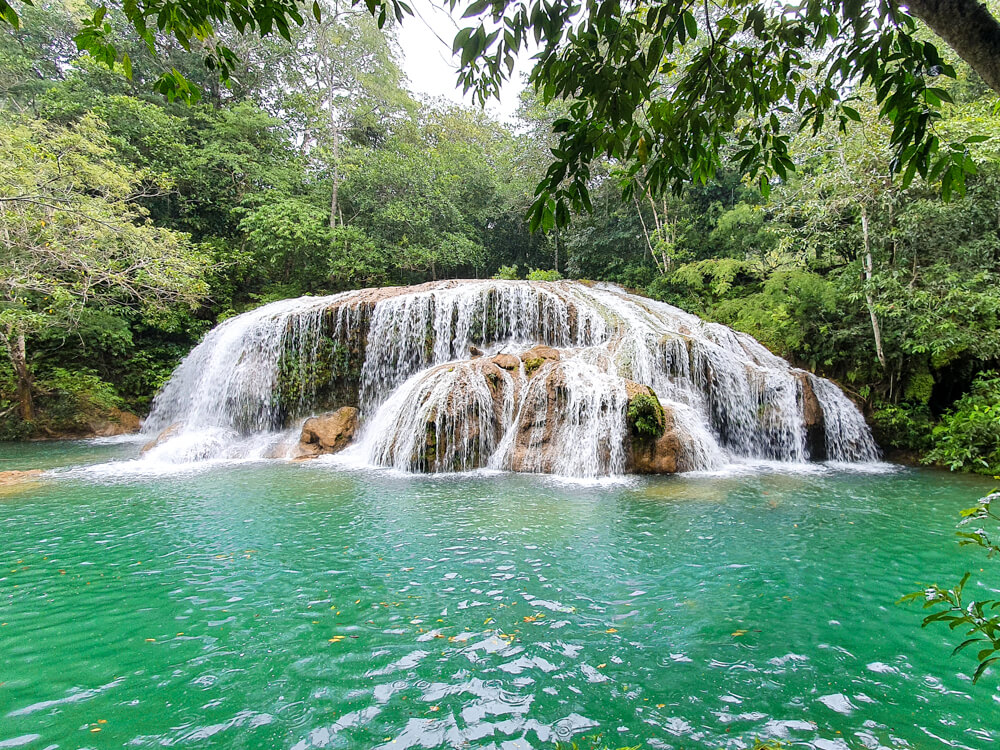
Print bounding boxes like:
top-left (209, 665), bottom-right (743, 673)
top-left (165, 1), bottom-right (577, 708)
top-left (5, 0), bottom-right (1000, 230)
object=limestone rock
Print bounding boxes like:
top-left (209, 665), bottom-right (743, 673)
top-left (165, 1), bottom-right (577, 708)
top-left (508, 365), bottom-right (571, 472)
top-left (795, 372), bottom-right (826, 460)
top-left (519, 345), bottom-right (561, 377)
top-left (298, 407), bottom-right (359, 455)
top-left (141, 423), bottom-right (181, 454)
top-left (491, 353), bottom-right (521, 371)
top-left (520, 345), bottom-right (560, 363)
top-left (628, 405), bottom-right (683, 474)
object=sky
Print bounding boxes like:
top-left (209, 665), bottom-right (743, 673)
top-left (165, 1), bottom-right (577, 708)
top-left (395, 0), bottom-right (528, 121)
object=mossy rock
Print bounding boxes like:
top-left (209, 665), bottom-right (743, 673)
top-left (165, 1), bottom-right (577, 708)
top-left (523, 357), bottom-right (545, 376)
top-left (627, 390), bottom-right (666, 439)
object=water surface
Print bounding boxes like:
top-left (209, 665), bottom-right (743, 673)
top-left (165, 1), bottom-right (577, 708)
top-left (1, 442), bottom-right (997, 749)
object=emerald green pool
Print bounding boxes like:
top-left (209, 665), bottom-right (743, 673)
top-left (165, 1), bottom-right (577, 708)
top-left (1, 442), bottom-right (997, 749)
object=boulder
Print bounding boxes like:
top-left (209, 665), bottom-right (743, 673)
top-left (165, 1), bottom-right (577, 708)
top-left (298, 407), bottom-right (359, 455)
top-left (491, 353), bottom-right (521, 371)
top-left (519, 345), bottom-right (561, 377)
top-left (628, 405), bottom-right (684, 474)
top-left (141, 423), bottom-right (181, 454)
top-left (520, 345), bottom-right (561, 363)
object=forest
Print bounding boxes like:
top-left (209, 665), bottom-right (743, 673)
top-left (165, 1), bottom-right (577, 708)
top-left (2, 0), bottom-right (999, 477)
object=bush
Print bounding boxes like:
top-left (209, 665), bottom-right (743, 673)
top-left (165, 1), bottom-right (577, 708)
top-left (871, 401), bottom-right (934, 451)
top-left (526, 268), bottom-right (563, 281)
top-left (37, 368), bottom-right (124, 432)
top-left (925, 371), bottom-right (1000, 474)
top-left (492, 265), bottom-right (520, 280)
top-left (627, 392), bottom-right (665, 439)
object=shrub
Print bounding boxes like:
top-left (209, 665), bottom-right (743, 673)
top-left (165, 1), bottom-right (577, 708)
top-left (871, 401), bottom-right (934, 451)
top-left (526, 268), bottom-right (563, 281)
top-left (37, 368), bottom-right (124, 432)
top-left (627, 392), bottom-right (665, 439)
top-left (925, 371), bottom-right (1000, 474)
top-left (492, 265), bottom-right (520, 280)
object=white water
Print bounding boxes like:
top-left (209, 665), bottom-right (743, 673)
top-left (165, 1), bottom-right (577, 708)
top-left (142, 280), bottom-right (879, 477)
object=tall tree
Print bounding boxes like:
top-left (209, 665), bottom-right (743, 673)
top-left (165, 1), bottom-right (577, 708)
top-left (0, 114), bottom-right (207, 420)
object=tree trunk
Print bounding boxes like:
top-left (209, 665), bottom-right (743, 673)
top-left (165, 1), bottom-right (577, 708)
top-left (329, 121), bottom-right (340, 229)
top-left (2, 330), bottom-right (34, 422)
top-left (860, 207), bottom-right (888, 372)
top-left (554, 225), bottom-right (560, 273)
top-left (906, 0), bottom-right (1000, 94)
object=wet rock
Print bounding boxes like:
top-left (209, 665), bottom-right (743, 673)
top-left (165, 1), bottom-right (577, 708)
top-left (298, 406), bottom-right (359, 456)
top-left (141, 423), bottom-right (182, 454)
top-left (519, 345), bottom-right (560, 377)
top-left (508, 366), bottom-right (577, 473)
top-left (625, 382), bottom-right (666, 439)
top-left (469, 345), bottom-right (484, 357)
top-left (796, 372), bottom-right (827, 460)
top-left (628, 405), bottom-right (684, 474)
top-left (407, 360), bottom-right (510, 472)
top-left (491, 353), bottom-right (521, 371)
top-left (520, 345), bottom-right (560, 363)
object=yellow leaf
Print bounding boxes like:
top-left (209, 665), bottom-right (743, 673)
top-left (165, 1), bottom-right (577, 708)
top-left (732, 629), bottom-right (747, 637)
top-left (605, 628), bottom-right (618, 633)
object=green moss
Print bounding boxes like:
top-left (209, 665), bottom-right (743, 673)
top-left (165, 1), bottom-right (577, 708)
top-left (627, 391), bottom-right (665, 439)
top-left (523, 357), bottom-right (545, 376)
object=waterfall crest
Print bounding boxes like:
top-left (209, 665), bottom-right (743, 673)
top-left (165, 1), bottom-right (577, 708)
top-left (142, 280), bottom-right (879, 475)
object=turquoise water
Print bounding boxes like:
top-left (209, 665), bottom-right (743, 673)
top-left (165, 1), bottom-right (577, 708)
top-left (1, 441), bottom-right (997, 749)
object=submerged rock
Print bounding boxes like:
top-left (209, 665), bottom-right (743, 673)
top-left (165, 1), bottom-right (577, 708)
top-left (297, 407), bottom-right (359, 457)
top-left (0, 469), bottom-right (44, 486)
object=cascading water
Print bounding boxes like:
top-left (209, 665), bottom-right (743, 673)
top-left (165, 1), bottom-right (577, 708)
top-left (141, 280), bottom-right (879, 475)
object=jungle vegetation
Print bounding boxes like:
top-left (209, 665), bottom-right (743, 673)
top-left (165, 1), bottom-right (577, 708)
top-left (0, 0), bottom-right (999, 482)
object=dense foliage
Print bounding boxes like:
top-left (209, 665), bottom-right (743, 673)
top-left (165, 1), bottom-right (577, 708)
top-left (1, 0), bottom-right (999, 478)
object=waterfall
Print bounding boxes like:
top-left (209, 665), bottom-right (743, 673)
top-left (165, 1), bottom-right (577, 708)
top-left (142, 280), bottom-right (880, 475)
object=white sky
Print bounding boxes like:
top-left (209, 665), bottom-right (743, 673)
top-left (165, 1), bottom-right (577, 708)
top-left (396, 0), bottom-right (527, 121)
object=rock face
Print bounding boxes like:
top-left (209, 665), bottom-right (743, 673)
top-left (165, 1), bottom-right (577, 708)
top-left (797, 372), bottom-right (827, 460)
top-left (297, 407), bottom-right (359, 457)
